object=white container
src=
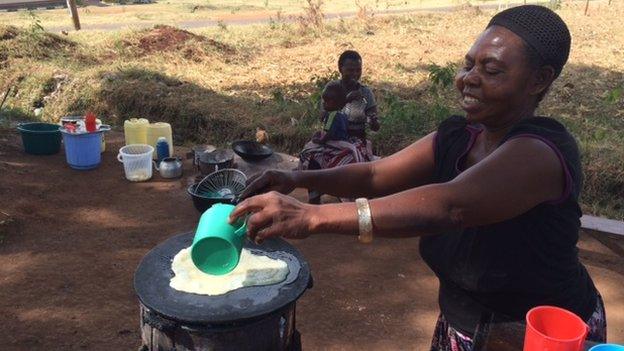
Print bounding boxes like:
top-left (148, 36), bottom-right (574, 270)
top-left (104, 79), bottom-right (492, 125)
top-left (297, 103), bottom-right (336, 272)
top-left (117, 144), bottom-right (154, 182)
top-left (124, 118), bottom-right (150, 145)
top-left (146, 122), bottom-right (173, 159)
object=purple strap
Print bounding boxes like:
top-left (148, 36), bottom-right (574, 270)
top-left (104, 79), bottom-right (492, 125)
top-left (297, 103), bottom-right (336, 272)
top-left (506, 134), bottom-right (574, 205)
top-left (454, 125), bottom-right (483, 173)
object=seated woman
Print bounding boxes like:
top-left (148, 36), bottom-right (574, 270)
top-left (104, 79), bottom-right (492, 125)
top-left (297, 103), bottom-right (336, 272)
top-left (300, 50), bottom-right (380, 203)
top-left (233, 6), bottom-right (606, 350)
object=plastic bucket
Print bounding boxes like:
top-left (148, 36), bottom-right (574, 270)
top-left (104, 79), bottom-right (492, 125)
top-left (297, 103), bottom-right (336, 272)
top-left (117, 144), bottom-right (154, 182)
top-left (589, 345), bottom-right (624, 351)
top-left (17, 123), bottom-right (61, 155)
top-left (191, 203), bottom-right (247, 275)
top-left (61, 128), bottom-right (109, 170)
top-left (60, 116), bottom-right (105, 153)
top-left (524, 306), bottom-right (588, 351)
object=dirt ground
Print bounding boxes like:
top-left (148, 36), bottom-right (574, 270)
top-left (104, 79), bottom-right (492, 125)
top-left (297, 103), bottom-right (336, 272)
top-left (0, 130), bottom-right (623, 350)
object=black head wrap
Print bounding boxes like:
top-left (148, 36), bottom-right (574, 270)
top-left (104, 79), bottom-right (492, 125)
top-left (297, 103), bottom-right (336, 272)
top-left (487, 5), bottom-right (571, 78)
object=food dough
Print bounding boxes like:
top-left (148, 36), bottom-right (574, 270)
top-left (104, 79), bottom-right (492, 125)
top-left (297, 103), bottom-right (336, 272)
top-left (169, 247), bottom-right (289, 296)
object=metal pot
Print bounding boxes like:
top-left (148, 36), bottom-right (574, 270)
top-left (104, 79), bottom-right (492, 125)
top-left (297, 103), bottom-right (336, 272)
top-left (199, 149), bottom-right (234, 175)
top-left (187, 145), bottom-right (217, 171)
top-left (154, 157), bottom-right (183, 179)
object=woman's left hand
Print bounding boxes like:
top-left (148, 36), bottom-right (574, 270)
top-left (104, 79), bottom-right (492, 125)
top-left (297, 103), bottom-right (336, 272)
top-left (229, 191), bottom-right (317, 243)
top-left (346, 90), bottom-right (364, 102)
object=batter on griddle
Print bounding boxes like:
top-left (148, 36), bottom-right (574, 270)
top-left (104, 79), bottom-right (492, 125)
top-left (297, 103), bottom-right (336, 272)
top-left (169, 247), bottom-right (289, 296)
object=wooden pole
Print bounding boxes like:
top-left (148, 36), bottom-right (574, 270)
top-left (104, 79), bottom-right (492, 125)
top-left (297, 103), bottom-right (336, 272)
top-left (0, 87), bottom-right (10, 112)
top-left (584, 0), bottom-right (589, 15)
top-left (66, 0), bottom-right (81, 30)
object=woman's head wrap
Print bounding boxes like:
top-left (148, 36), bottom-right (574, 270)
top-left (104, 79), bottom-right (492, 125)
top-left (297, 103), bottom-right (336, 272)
top-left (487, 5), bottom-right (571, 77)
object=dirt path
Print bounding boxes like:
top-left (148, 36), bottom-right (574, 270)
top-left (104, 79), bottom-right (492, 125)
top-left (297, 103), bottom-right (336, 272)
top-left (0, 129), bottom-right (623, 350)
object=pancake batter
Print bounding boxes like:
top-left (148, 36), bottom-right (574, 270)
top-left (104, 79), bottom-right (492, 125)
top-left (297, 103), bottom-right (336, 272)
top-left (170, 247), bottom-right (289, 296)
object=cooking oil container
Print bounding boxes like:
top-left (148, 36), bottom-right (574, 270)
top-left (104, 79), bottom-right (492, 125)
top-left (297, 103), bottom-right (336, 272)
top-left (124, 118), bottom-right (149, 146)
top-left (146, 122), bottom-right (173, 159)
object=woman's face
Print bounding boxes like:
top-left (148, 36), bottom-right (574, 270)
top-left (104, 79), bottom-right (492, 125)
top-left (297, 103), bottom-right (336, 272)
top-left (339, 59), bottom-right (362, 88)
top-left (455, 26), bottom-right (542, 127)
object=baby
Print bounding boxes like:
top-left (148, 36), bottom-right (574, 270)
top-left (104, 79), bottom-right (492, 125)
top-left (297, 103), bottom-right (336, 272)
top-left (313, 81), bottom-right (349, 144)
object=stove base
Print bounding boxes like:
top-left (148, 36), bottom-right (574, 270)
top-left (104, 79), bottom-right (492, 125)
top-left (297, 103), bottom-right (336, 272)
top-left (138, 301), bottom-right (299, 351)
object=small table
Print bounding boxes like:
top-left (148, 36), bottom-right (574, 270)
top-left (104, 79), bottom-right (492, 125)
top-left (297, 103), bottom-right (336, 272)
top-left (472, 314), bottom-right (599, 350)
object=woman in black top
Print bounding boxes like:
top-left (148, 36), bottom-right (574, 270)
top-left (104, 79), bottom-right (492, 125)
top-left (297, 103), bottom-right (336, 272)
top-left (231, 5), bottom-right (606, 349)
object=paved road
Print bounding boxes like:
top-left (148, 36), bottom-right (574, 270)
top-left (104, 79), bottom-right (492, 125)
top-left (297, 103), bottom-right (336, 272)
top-left (46, 1), bottom-right (552, 32)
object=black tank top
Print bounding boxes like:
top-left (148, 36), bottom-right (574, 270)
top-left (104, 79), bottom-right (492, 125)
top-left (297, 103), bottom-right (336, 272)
top-left (420, 115), bottom-right (598, 336)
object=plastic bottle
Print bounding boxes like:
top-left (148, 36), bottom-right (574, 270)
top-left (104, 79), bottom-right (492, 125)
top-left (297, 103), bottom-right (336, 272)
top-left (85, 112), bottom-right (97, 132)
top-left (96, 118), bottom-right (105, 153)
top-left (156, 137), bottom-right (170, 162)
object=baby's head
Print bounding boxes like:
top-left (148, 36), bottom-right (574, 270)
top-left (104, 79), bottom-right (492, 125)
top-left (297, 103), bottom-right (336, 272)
top-left (322, 81), bottom-right (347, 112)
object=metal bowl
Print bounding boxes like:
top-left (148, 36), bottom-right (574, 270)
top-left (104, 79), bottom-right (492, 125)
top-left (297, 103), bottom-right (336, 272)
top-left (231, 140), bottom-right (273, 162)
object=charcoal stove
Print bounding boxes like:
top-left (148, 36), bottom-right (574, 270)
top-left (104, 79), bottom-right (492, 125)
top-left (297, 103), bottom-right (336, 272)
top-left (134, 232), bottom-right (312, 351)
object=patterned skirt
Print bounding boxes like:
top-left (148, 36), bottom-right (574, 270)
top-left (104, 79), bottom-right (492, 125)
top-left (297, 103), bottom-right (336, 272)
top-left (299, 137), bottom-right (373, 170)
top-left (430, 295), bottom-right (607, 351)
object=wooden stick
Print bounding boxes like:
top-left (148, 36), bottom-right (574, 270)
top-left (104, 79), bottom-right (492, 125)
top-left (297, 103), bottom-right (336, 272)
top-left (584, 0), bottom-right (589, 15)
top-left (0, 86), bottom-right (11, 115)
top-left (66, 0), bottom-right (81, 30)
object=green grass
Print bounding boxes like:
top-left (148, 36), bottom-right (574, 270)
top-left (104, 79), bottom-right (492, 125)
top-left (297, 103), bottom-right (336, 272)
top-left (0, 2), bottom-right (622, 219)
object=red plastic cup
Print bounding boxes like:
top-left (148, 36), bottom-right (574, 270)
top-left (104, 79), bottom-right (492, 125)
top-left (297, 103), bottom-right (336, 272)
top-left (524, 306), bottom-right (589, 351)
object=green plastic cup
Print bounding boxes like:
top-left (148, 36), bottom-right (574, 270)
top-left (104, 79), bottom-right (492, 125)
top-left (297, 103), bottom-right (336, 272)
top-left (191, 203), bottom-right (247, 275)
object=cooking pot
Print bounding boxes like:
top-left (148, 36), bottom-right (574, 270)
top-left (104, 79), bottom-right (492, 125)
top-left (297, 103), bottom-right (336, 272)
top-left (187, 145), bottom-right (217, 171)
top-left (199, 149), bottom-right (234, 175)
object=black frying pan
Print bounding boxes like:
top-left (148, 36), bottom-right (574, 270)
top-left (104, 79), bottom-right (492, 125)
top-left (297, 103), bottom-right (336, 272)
top-left (232, 140), bottom-right (273, 162)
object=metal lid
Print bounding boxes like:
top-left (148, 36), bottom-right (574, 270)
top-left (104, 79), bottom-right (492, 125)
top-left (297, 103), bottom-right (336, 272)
top-left (200, 148), bottom-right (234, 164)
top-left (134, 232), bottom-right (311, 324)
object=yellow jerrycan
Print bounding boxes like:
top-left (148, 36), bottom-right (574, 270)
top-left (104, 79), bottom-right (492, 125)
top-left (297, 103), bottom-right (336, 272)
top-left (124, 118), bottom-right (149, 145)
top-left (146, 122), bottom-right (173, 159)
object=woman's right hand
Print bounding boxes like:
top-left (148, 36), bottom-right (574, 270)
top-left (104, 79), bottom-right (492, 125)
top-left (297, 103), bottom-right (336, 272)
top-left (238, 170), bottom-right (297, 200)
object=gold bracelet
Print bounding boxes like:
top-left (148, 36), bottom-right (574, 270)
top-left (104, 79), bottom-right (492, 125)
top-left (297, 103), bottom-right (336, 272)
top-left (355, 198), bottom-right (373, 244)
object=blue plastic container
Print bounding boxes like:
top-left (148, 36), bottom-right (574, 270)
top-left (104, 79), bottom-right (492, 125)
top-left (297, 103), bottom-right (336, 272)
top-left (590, 345), bottom-right (624, 351)
top-left (60, 126), bottom-right (110, 170)
top-left (156, 137), bottom-right (170, 162)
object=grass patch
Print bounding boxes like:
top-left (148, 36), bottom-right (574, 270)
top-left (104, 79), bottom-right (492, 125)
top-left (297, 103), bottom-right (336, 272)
top-left (0, 25), bottom-right (77, 62)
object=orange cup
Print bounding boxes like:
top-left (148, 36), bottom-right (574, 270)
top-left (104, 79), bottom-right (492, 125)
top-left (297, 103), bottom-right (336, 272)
top-left (524, 306), bottom-right (588, 351)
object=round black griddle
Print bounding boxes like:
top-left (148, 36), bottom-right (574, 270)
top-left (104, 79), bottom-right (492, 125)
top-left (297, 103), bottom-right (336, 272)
top-left (134, 232), bottom-right (311, 324)
top-left (232, 140), bottom-right (273, 162)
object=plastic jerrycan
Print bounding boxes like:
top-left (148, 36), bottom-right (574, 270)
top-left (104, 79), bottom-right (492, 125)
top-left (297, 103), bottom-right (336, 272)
top-left (124, 118), bottom-right (149, 145)
top-left (146, 122), bottom-right (173, 160)
top-left (191, 204), bottom-right (248, 275)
